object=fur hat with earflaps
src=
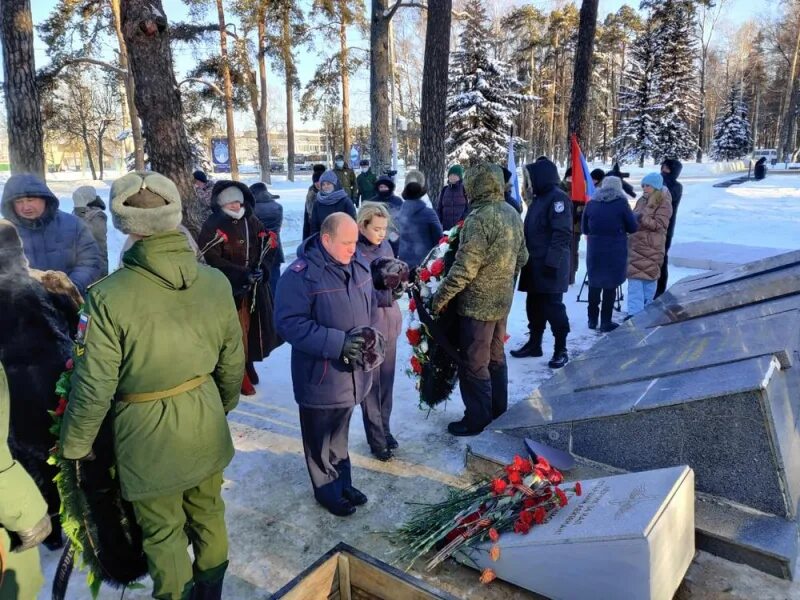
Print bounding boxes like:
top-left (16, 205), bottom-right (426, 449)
top-left (110, 171), bottom-right (183, 236)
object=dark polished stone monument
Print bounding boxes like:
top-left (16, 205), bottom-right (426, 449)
top-left (468, 250), bottom-right (800, 579)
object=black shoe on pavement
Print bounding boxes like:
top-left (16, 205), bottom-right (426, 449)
top-left (371, 447), bottom-right (393, 461)
top-left (588, 319), bottom-right (597, 330)
top-left (317, 497), bottom-right (356, 517)
top-left (343, 486), bottom-right (368, 506)
top-left (385, 433), bottom-right (399, 450)
top-left (447, 420), bottom-right (484, 437)
top-left (510, 338), bottom-right (543, 358)
top-left (599, 322), bottom-right (619, 333)
top-left (548, 349), bottom-right (569, 369)
top-left (191, 578), bottom-right (224, 600)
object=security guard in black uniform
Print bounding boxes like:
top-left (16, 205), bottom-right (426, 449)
top-left (512, 157), bottom-right (572, 369)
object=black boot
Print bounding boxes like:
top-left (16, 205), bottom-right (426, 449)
top-left (599, 321), bottom-right (619, 333)
top-left (510, 331), bottom-right (543, 358)
top-left (488, 363), bottom-right (508, 419)
top-left (336, 459), bottom-right (367, 505)
top-left (548, 332), bottom-right (569, 369)
top-left (385, 433), bottom-right (399, 450)
top-left (245, 361), bottom-right (259, 385)
top-left (450, 374), bottom-right (492, 435)
top-left (314, 479), bottom-right (356, 517)
top-left (191, 578), bottom-right (224, 600)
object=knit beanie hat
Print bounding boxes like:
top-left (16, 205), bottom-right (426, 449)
top-left (405, 169), bottom-right (426, 188)
top-left (641, 172), bottom-right (664, 190)
top-left (320, 170), bottom-right (339, 187)
top-left (110, 171), bottom-right (182, 236)
top-left (313, 164), bottom-right (327, 175)
top-left (193, 170), bottom-right (208, 184)
top-left (601, 176), bottom-right (623, 193)
top-left (73, 185), bottom-right (98, 209)
top-left (447, 165), bottom-right (464, 179)
top-left (217, 185), bottom-right (244, 207)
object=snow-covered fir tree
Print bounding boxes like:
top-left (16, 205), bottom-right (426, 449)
top-left (445, 0), bottom-right (526, 166)
top-left (645, 0), bottom-right (699, 161)
top-left (612, 23), bottom-right (662, 167)
top-left (711, 83), bottom-right (751, 160)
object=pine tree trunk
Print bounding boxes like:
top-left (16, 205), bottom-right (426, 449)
top-left (548, 39), bottom-right (559, 157)
top-left (257, 15), bottom-right (271, 184)
top-left (418, 0), bottom-right (452, 205)
top-left (216, 0), bottom-right (239, 180)
top-left (696, 48), bottom-right (707, 163)
top-left (111, 0), bottom-right (144, 170)
top-left (282, 7), bottom-right (295, 182)
top-left (97, 129), bottom-right (105, 180)
top-left (778, 19), bottom-right (800, 162)
top-left (340, 23), bottom-right (351, 161)
top-left (120, 0), bottom-right (199, 233)
top-left (567, 0), bottom-right (599, 154)
top-left (82, 128), bottom-right (97, 180)
top-left (370, 0), bottom-right (392, 177)
top-left (0, 0), bottom-right (46, 177)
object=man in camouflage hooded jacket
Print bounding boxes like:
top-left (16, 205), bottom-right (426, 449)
top-left (432, 163), bottom-right (528, 436)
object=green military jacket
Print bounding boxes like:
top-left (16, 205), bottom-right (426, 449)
top-left (60, 231), bottom-right (245, 501)
top-left (356, 170), bottom-right (377, 204)
top-left (1, 363), bottom-right (48, 600)
top-left (334, 166), bottom-right (358, 200)
top-left (433, 164), bottom-right (528, 322)
top-left (0, 364), bottom-right (48, 535)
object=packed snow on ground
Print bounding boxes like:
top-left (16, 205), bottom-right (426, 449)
top-left (0, 169), bottom-right (797, 598)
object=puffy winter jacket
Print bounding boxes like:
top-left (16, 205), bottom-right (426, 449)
top-left (251, 184), bottom-right (285, 264)
top-left (274, 236), bottom-right (373, 409)
top-left (432, 164), bottom-right (528, 321)
top-left (1, 174), bottom-right (102, 294)
top-left (661, 159), bottom-right (683, 250)
top-left (397, 197), bottom-right (443, 269)
top-left (436, 180), bottom-right (469, 230)
top-left (582, 186), bottom-right (638, 289)
top-left (369, 175), bottom-right (403, 255)
top-left (309, 189), bottom-right (357, 235)
top-left (627, 189), bottom-right (673, 281)
top-left (60, 231), bottom-right (245, 501)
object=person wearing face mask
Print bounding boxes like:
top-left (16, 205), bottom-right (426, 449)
top-left (304, 164), bottom-right (327, 239)
top-left (368, 175), bottom-right (403, 256)
top-left (356, 159), bottom-right (377, 207)
top-left (198, 181), bottom-right (281, 396)
top-left (333, 153), bottom-right (358, 203)
top-left (356, 203), bottom-right (403, 461)
top-left (310, 170), bottom-right (357, 235)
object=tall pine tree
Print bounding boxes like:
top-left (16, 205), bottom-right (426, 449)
top-left (711, 83), bottom-right (751, 160)
top-left (644, 0), bottom-right (698, 161)
top-left (612, 22), bottom-right (661, 167)
top-left (445, 0), bottom-right (525, 166)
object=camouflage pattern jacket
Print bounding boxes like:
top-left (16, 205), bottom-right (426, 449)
top-left (432, 164), bottom-right (528, 322)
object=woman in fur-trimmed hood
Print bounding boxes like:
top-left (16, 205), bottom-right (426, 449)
top-left (0, 219), bottom-right (82, 550)
top-left (198, 180), bottom-right (281, 395)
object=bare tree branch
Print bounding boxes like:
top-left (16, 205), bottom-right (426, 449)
top-left (384, 1), bottom-right (427, 21)
top-left (179, 77), bottom-right (224, 96)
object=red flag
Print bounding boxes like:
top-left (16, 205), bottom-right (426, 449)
top-left (570, 134), bottom-right (592, 204)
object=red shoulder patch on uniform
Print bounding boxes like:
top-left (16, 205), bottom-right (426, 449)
top-left (290, 260), bottom-right (308, 272)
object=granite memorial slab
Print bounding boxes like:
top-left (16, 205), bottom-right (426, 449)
top-left (457, 466), bottom-right (695, 600)
top-left (467, 251), bottom-right (800, 577)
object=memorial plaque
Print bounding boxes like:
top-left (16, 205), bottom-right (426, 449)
top-left (457, 467), bottom-right (695, 600)
top-left (468, 251), bottom-right (800, 578)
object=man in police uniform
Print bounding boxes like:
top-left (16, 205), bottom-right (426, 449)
top-left (274, 213), bottom-right (374, 517)
top-left (512, 157), bottom-right (572, 369)
top-left (60, 171), bottom-right (245, 600)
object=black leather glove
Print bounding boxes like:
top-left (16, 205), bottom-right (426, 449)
top-left (341, 333), bottom-right (365, 365)
top-left (10, 514), bottom-right (52, 553)
top-left (248, 269), bottom-right (264, 285)
top-left (542, 265), bottom-right (558, 279)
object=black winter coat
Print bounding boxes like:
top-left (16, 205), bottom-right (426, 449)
top-left (661, 159), bottom-right (683, 250)
top-left (519, 159), bottom-right (573, 294)
top-left (397, 198), bottom-right (443, 269)
top-left (252, 188), bottom-right (285, 264)
top-left (0, 264), bottom-right (77, 500)
top-left (199, 181), bottom-right (281, 361)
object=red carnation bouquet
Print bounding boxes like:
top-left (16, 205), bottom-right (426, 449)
top-left (394, 455), bottom-right (581, 584)
top-left (405, 221), bottom-right (464, 408)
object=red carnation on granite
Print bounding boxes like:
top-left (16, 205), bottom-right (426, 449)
top-left (490, 478), bottom-right (507, 496)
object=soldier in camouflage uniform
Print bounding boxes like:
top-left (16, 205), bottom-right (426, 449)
top-left (432, 163), bottom-right (528, 436)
